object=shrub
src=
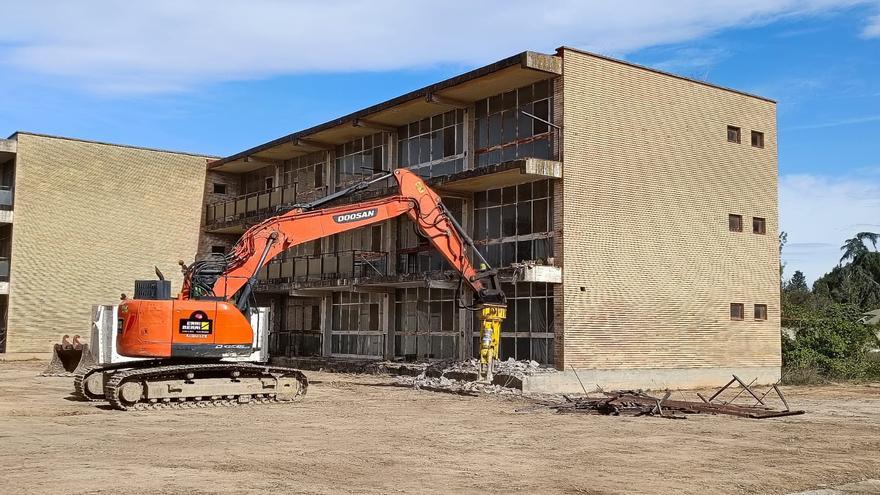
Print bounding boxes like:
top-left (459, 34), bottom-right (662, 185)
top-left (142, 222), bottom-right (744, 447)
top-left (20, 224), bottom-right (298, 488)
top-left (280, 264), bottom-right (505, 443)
top-left (782, 301), bottom-right (880, 383)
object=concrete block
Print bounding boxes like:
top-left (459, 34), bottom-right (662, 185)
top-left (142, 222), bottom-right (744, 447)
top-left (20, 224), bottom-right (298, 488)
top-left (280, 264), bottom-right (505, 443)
top-left (519, 264), bottom-right (562, 283)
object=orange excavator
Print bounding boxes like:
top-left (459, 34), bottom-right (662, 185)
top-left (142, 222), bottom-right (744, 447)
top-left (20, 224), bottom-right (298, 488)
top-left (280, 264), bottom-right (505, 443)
top-left (74, 169), bottom-right (506, 410)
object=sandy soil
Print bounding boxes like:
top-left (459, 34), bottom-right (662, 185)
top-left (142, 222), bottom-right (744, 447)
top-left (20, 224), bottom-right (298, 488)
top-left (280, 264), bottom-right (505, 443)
top-left (1, 360), bottom-right (878, 495)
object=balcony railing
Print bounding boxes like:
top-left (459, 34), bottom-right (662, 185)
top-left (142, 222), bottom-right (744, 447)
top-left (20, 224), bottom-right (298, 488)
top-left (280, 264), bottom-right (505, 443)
top-left (205, 183), bottom-right (329, 228)
top-left (257, 250), bottom-right (388, 286)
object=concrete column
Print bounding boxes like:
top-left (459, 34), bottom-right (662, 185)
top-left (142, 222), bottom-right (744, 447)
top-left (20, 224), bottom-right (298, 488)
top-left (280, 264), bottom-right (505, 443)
top-left (321, 294), bottom-right (333, 357)
top-left (322, 149), bottom-right (336, 255)
top-left (551, 75), bottom-right (565, 370)
top-left (382, 291), bottom-right (394, 359)
top-left (458, 194), bottom-right (475, 360)
top-left (465, 105), bottom-right (475, 171)
top-left (385, 132), bottom-right (398, 275)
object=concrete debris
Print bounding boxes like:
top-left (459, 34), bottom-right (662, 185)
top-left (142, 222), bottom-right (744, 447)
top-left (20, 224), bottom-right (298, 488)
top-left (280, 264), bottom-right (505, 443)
top-left (395, 358), bottom-right (557, 395)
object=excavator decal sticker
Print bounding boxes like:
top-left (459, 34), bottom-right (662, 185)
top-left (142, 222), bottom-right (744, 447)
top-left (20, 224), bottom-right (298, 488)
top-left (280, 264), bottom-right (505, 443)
top-left (179, 311), bottom-right (213, 335)
top-left (333, 208), bottom-right (378, 224)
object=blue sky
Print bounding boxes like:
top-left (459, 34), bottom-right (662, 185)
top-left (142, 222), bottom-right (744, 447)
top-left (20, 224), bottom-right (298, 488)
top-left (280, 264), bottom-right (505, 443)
top-left (1, 1), bottom-right (878, 283)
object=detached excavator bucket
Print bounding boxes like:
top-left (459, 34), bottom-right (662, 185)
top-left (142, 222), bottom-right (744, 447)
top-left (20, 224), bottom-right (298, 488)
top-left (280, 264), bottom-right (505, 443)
top-left (41, 335), bottom-right (93, 376)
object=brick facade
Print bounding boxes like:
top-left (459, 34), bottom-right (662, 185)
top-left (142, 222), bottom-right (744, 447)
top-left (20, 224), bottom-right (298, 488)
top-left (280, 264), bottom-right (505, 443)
top-left (6, 133), bottom-right (210, 352)
top-left (558, 49), bottom-right (780, 376)
top-left (197, 170), bottom-right (241, 257)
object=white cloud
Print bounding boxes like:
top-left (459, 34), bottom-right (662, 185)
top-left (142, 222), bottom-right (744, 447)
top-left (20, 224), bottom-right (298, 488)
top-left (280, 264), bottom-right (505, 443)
top-left (780, 171), bottom-right (880, 284)
top-left (0, 0), bottom-right (874, 94)
top-left (863, 13), bottom-right (880, 36)
top-left (785, 114), bottom-right (880, 130)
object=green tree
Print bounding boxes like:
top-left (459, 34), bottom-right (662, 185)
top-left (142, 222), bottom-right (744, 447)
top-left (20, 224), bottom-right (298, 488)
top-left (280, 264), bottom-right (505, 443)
top-left (814, 252), bottom-right (880, 311)
top-left (840, 232), bottom-right (879, 264)
top-left (783, 270), bottom-right (812, 306)
top-left (787, 270), bottom-right (809, 292)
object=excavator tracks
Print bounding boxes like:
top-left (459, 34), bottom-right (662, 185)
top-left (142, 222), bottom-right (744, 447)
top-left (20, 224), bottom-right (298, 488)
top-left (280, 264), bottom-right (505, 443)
top-left (103, 363), bottom-right (308, 411)
top-left (73, 360), bottom-right (165, 402)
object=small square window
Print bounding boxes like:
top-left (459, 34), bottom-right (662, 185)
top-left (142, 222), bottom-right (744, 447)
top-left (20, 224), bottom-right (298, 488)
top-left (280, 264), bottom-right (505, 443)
top-left (753, 217), bottom-right (766, 235)
top-left (729, 214), bottom-right (743, 232)
top-left (213, 183), bottom-right (227, 194)
top-left (751, 131), bottom-right (764, 148)
top-left (754, 304), bottom-right (768, 321)
top-left (730, 303), bottom-right (744, 321)
top-left (727, 125), bottom-right (741, 143)
top-left (211, 245), bottom-right (226, 254)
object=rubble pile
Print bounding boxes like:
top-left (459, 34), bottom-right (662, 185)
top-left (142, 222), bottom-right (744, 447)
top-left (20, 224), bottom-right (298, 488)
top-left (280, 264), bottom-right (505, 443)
top-left (403, 375), bottom-right (519, 396)
top-left (439, 358), bottom-right (554, 378)
top-left (395, 358), bottom-right (557, 395)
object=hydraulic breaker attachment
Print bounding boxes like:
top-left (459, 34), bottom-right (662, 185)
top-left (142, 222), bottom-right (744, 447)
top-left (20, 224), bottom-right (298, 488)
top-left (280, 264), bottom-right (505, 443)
top-left (477, 305), bottom-right (506, 382)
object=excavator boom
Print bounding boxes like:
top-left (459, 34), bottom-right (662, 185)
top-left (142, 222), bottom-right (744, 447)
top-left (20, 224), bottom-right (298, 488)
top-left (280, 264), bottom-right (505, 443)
top-left (200, 169), bottom-right (502, 307)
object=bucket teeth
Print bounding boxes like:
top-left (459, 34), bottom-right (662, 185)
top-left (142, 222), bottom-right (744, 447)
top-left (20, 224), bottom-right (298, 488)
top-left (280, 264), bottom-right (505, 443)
top-left (40, 334), bottom-right (95, 377)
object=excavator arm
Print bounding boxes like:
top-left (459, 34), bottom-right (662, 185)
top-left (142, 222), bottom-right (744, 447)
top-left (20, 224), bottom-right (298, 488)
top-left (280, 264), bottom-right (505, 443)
top-left (186, 169), bottom-right (506, 380)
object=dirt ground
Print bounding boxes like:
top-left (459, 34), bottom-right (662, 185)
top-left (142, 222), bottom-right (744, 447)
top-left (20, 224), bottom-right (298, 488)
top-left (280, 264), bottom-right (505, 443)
top-left (1, 360), bottom-right (878, 495)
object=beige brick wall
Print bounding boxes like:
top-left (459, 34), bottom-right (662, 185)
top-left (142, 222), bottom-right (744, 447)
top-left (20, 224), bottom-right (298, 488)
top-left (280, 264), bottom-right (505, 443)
top-left (559, 49), bottom-right (780, 372)
top-left (7, 134), bottom-right (210, 352)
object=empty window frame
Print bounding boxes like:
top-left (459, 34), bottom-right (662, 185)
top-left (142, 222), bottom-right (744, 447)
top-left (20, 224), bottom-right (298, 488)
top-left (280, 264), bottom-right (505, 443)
top-left (282, 152), bottom-right (326, 192)
top-left (727, 125), bottom-right (741, 143)
top-left (335, 133), bottom-right (388, 187)
top-left (242, 165), bottom-right (276, 194)
top-left (751, 130), bottom-right (764, 149)
top-left (473, 180), bottom-right (554, 268)
top-left (474, 80), bottom-right (554, 168)
top-left (729, 214), bottom-right (743, 232)
top-left (332, 224), bottom-right (385, 253)
top-left (473, 282), bottom-right (554, 364)
top-left (753, 217), bottom-right (766, 235)
top-left (397, 109), bottom-right (465, 178)
top-left (754, 304), bottom-right (768, 321)
top-left (212, 183), bottom-right (227, 194)
top-left (394, 288), bottom-right (459, 360)
top-left (281, 240), bottom-right (320, 260)
top-left (730, 303), bottom-right (744, 321)
top-left (397, 198), bottom-right (464, 274)
top-left (330, 291), bottom-right (384, 357)
top-left (277, 297), bottom-right (323, 357)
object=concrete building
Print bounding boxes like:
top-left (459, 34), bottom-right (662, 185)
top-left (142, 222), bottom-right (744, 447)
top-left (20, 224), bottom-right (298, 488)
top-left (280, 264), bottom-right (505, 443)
top-left (203, 47), bottom-right (780, 390)
top-left (0, 133), bottom-right (212, 352)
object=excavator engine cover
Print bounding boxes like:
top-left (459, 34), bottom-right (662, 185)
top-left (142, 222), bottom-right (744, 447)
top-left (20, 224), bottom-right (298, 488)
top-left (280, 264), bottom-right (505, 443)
top-left (117, 299), bottom-right (254, 359)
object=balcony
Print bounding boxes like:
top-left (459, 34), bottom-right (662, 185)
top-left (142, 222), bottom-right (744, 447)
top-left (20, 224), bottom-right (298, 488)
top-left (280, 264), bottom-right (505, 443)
top-left (256, 250), bottom-right (388, 292)
top-left (204, 183), bottom-right (328, 234)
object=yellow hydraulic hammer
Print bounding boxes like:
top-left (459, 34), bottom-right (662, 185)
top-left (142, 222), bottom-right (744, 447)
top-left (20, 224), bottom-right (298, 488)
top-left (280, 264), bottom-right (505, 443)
top-left (478, 304), bottom-right (506, 382)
